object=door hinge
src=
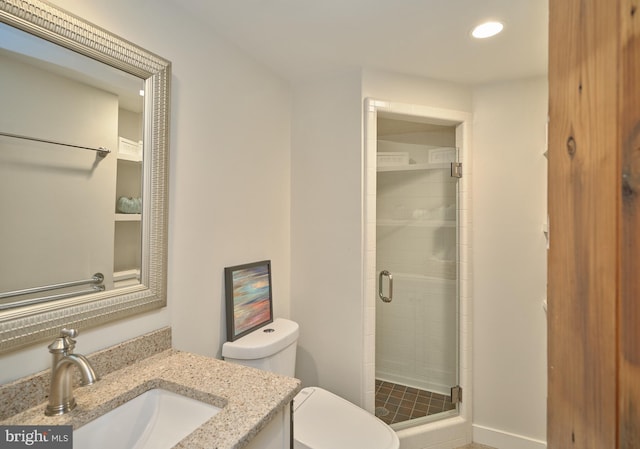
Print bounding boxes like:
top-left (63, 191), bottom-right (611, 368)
top-left (451, 162), bottom-right (462, 178)
top-left (450, 385), bottom-right (462, 404)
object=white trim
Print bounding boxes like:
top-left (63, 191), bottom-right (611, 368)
top-left (397, 416), bottom-right (471, 449)
top-left (473, 424), bottom-right (547, 449)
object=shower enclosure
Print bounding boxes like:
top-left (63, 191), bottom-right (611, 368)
top-left (363, 99), bottom-right (471, 446)
top-left (373, 114), bottom-right (459, 428)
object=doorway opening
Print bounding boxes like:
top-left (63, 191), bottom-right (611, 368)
top-left (363, 99), bottom-right (472, 439)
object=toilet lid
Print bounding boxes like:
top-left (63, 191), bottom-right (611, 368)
top-left (293, 387), bottom-right (399, 449)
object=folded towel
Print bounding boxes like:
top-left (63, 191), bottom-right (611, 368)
top-left (117, 196), bottom-right (142, 214)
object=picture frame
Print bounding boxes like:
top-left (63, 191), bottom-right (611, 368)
top-left (224, 260), bottom-right (274, 341)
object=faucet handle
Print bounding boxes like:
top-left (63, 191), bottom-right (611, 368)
top-left (60, 328), bottom-right (78, 339)
top-left (48, 328), bottom-right (78, 354)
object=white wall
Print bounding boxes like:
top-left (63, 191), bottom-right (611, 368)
top-left (362, 70), bottom-right (473, 113)
top-left (471, 76), bottom-right (548, 448)
top-left (290, 71), bottom-right (364, 405)
top-left (0, 0), bottom-right (292, 383)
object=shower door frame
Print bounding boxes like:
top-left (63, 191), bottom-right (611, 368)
top-left (362, 98), bottom-right (473, 446)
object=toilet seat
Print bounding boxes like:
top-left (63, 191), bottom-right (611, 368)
top-left (293, 387), bottom-right (399, 449)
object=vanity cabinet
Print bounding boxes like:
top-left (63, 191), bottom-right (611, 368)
top-left (245, 404), bottom-right (292, 449)
top-left (0, 338), bottom-right (301, 449)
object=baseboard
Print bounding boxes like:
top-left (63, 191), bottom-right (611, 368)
top-left (473, 424), bottom-right (547, 449)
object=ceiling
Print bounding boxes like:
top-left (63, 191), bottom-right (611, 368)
top-left (171, 0), bottom-right (548, 85)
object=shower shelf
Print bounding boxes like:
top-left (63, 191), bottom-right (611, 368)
top-left (377, 219), bottom-right (455, 228)
top-left (115, 213), bottom-right (141, 222)
top-left (377, 163), bottom-right (448, 172)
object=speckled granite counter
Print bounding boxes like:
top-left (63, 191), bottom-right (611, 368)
top-left (0, 340), bottom-right (301, 448)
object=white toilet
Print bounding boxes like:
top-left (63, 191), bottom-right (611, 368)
top-left (222, 318), bottom-right (399, 449)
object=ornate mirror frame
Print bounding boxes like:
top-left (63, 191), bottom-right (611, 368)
top-left (0, 0), bottom-right (170, 353)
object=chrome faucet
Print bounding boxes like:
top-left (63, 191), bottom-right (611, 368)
top-left (45, 328), bottom-right (99, 416)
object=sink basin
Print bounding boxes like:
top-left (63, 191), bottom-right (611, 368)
top-left (74, 388), bottom-right (221, 449)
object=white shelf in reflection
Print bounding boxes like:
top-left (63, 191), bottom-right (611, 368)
top-left (115, 213), bottom-right (141, 222)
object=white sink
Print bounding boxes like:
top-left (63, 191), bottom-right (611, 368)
top-left (74, 388), bottom-right (221, 449)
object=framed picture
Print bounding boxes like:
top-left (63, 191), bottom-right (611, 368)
top-left (224, 260), bottom-right (274, 341)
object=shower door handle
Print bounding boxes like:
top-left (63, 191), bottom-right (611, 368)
top-left (378, 270), bottom-right (393, 303)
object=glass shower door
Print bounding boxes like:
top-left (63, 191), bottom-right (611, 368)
top-left (374, 119), bottom-right (459, 428)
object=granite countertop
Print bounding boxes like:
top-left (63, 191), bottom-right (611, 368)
top-left (0, 349), bottom-right (301, 449)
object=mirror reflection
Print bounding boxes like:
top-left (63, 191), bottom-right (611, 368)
top-left (0, 22), bottom-right (145, 310)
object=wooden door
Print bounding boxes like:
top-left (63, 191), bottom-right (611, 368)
top-left (548, 1), bottom-right (640, 447)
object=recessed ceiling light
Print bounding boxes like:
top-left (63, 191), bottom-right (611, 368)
top-left (472, 21), bottom-right (504, 39)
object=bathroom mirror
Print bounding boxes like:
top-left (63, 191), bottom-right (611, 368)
top-left (0, 0), bottom-right (170, 353)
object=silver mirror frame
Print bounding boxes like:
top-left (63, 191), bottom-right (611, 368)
top-left (0, 0), bottom-right (170, 353)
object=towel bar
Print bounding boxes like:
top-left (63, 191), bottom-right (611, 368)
top-left (0, 131), bottom-right (109, 157)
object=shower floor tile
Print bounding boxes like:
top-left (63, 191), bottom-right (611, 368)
top-left (374, 379), bottom-right (456, 425)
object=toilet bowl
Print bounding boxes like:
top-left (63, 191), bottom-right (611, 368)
top-left (222, 318), bottom-right (399, 449)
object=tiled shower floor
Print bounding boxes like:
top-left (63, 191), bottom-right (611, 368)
top-left (374, 379), bottom-right (456, 425)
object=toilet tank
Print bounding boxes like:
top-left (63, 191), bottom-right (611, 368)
top-left (222, 318), bottom-right (299, 377)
